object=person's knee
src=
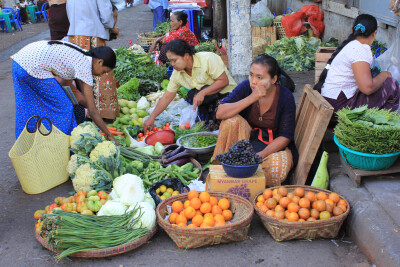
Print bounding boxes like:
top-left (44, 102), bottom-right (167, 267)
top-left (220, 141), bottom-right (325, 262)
top-left (224, 114), bottom-right (244, 125)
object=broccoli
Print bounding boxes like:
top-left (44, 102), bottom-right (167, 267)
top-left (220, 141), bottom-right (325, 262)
top-left (117, 77), bottom-right (140, 101)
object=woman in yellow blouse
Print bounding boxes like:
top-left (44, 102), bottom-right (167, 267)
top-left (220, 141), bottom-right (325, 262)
top-left (143, 39), bottom-right (237, 130)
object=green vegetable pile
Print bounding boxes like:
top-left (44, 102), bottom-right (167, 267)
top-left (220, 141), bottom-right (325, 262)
top-left (180, 134), bottom-right (218, 148)
top-left (114, 47), bottom-right (167, 86)
top-left (265, 36), bottom-right (321, 71)
top-left (371, 40), bottom-right (387, 57)
top-left (321, 37), bottom-right (340, 47)
top-left (39, 209), bottom-right (148, 260)
top-left (173, 122), bottom-right (209, 141)
top-left (335, 106), bottom-right (400, 154)
top-left (195, 42), bottom-right (218, 53)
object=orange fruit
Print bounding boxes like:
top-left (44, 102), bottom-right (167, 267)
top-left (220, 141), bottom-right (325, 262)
top-left (214, 214), bottom-right (225, 222)
top-left (299, 198), bottom-right (311, 209)
top-left (222, 210), bottom-right (233, 221)
top-left (257, 195), bottom-right (265, 203)
top-left (298, 219), bottom-right (306, 222)
top-left (195, 210), bottom-right (203, 216)
top-left (337, 203), bottom-right (347, 212)
top-left (260, 205), bottom-right (269, 213)
top-left (333, 206), bottom-right (344, 216)
top-left (200, 203), bottom-right (212, 214)
top-left (325, 199), bottom-right (335, 207)
top-left (266, 210), bottom-right (275, 217)
top-left (184, 206), bottom-right (196, 219)
top-left (291, 196), bottom-right (300, 204)
top-left (294, 187), bottom-right (305, 197)
top-left (212, 205), bottom-right (223, 216)
top-left (298, 208), bottom-right (310, 220)
top-left (214, 220), bottom-right (226, 226)
top-left (279, 197), bottom-right (291, 208)
top-left (192, 214), bottom-right (204, 226)
top-left (310, 209), bottom-right (320, 219)
top-left (263, 189), bottom-right (273, 200)
top-left (209, 196), bottom-right (218, 206)
top-left (184, 200), bottom-right (191, 209)
top-left (319, 211), bottom-right (331, 220)
top-left (265, 198), bottom-right (277, 209)
top-left (200, 222), bottom-right (212, 228)
top-left (275, 205), bottom-right (285, 212)
top-left (169, 212), bottom-right (179, 224)
top-left (287, 212), bottom-right (299, 221)
top-left (188, 190), bottom-right (199, 200)
top-left (338, 199), bottom-right (347, 206)
top-left (325, 203), bottom-right (334, 213)
top-left (204, 213), bottom-right (213, 219)
top-left (176, 214), bottom-right (187, 225)
top-left (304, 192), bottom-right (316, 202)
top-left (287, 202), bottom-right (299, 213)
top-left (278, 187), bottom-right (288, 197)
top-left (190, 198), bottom-right (202, 210)
top-left (172, 201), bottom-right (183, 213)
top-left (329, 192), bottom-right (340, 203)
top-left (307, 217), bottom-right (317, 221)
top-left (285, 210), bottom-right (290, 219)
top-left (187, 224), bottom-right (197, 228)
top-left (316, 192), bottom-right (328, 201)
top-left (203, 216), bottom-right (215, 227)
top-left (199, 192), bottom-right (210, 203)
top-left (287, 192), bottom-right (295, 200)
top-left (272, 189), bottom-right (279, 196)
top-left (177, 222), bottom-right (187, 227)
top-left (274, 210), bottom-right (285, 219)
top-left (218, 198), bottom-right (230, 210)
top-left (315, 200), bottom-right (326, 212)
top-left (256, 201), bottom-right (263, 209)
top-left (273, 193), bottom-right (282, 202)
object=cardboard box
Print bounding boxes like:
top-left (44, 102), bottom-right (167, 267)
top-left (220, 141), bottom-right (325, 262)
top-left (206, 165), bottom-right (266, 201)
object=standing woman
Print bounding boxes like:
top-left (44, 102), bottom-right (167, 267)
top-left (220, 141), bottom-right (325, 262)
top-left (315, 14), bottom-right (399, 117)
top-left (149, 11), bottom-right (199, 64)
top-left (48, 0), bottom-right (70, 40)
top-left (11, 40), bottom-right (117, 142)
top-left (67, 0), bottom-right (120, 122)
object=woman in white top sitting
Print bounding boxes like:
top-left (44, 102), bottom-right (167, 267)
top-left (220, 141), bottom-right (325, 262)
top-left (11, 40), bottom-right (117, 142)
top-left (314, 14), bottom-right (399, 119)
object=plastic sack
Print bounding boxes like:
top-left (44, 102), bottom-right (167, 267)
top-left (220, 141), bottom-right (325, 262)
top-left (145, 99), bottom-right (190, 128)
top-left (149, 178), bottom-right (190, 206)
top-left (179, 105), bottom-right (198, 128)
top-left (377, 25), bottom-right (400, 82)
top-left (251, 0), bottom-right (274, 27)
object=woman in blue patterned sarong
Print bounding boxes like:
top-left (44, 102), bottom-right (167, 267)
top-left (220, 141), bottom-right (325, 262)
top-left (11, 40), bottom-right (117, 142)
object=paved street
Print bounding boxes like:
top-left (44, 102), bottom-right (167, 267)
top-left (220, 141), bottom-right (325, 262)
top-left (0, 4), bottom-right (371, 267)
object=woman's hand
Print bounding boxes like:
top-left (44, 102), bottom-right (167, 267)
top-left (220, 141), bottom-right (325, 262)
top-left (193, 91), bottom-right (205, 110)
top-left (142, 117), bottom-right (155, 131)
top-left (149, 42), bottom-right (157, 54)
top-left (250, 81), bottom-right (269, 100)
top-left (107, 134), bottom-right (119, 146)
top-left (110, 27), bottom-right (119, 37)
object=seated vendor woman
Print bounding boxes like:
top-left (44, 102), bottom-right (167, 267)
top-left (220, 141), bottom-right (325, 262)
top-left (143, 39), bottom-right (237, 130)
top-left (315, 14), bottom-right (399, 117)
top-left (212, 54), bottom-right (298, 187)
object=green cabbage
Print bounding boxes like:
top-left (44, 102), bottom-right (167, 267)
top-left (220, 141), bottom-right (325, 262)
top-left (113, 174), bottom-right (145, 206)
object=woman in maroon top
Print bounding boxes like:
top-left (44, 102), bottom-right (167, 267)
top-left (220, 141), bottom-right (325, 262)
top-left (149, 11), bottom-right (199, 64)
top-left (213, 54), bottom-right (297, 187)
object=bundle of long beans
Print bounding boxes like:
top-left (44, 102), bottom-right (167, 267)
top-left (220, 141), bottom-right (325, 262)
top-left (39, 208), bottom-right (149, 260)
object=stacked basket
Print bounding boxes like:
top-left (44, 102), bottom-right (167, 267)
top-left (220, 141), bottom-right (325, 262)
top-left (253, 185), bottom-right (350, 241)
top-left (156, 192), bottom-right (254, 249)
top-left (138, 33), bottom-right (162, 46)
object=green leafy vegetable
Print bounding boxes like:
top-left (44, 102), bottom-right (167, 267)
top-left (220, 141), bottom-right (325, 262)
top-left (117, 77), bottom-right (140, 101)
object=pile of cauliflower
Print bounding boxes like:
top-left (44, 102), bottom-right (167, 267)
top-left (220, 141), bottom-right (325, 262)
top-left (67, 123), bottom-right (123, 192)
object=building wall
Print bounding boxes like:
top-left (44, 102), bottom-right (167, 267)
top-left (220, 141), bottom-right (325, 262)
top-left (286, 0), bottom-right (398, 45)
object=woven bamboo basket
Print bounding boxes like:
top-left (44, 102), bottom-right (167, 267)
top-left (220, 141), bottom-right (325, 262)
top-left (138, 33), bottom-right (162, 46)
top-left (35, 226), bottom-right (157, 258)
top-left (253, 185), bottom-right (350, 241)
top-left (273, 21), bottom-right (286, 39)
top-left (157, 192), bottom-right (254, 249)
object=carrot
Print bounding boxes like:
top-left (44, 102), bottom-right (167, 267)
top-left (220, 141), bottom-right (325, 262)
top-left (107, 127), bottom-right (117, 131)
top-left (109, 131), bottom-right (124, 136)
top-left (100, 133), bottom-right (107, 136)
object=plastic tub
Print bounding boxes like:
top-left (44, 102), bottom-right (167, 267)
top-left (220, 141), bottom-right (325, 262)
top-left (220, 162), bottom-right (259, 178)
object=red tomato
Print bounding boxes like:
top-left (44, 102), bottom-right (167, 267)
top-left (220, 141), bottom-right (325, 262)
top-left (165, 123), bottom-right (170, 127)
top-left (162, 126), bottom-right (167, 130)
top-left (153, 127), bottom-right (158, 131)
top-left (138, 133), bottom-right (144, 137)
top-left (136, 138), bottom-right (140, 141)
top-left (184, 122), bottom-right (191, 129)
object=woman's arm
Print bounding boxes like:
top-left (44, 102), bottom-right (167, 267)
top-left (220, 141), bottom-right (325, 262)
top-left (257, 136), bottom-right (290, 159)
top-left (353, 62), bottom-right (392, 95)
top-left (149, 35), bottom-right (165, 53)
top-left (142, 91), bottom-right (177, 130)
top-left (192, 72), bottom-right (229, 109)
top-left (76, 79), bottom-right (116, 142)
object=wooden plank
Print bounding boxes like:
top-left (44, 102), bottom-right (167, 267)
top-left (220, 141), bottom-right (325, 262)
top-left (315, 61), bottom-right (328, 69)
top-left (291, 84), bottom-right (334, 185)
top-left (322, 0), bottom-right (359, 19)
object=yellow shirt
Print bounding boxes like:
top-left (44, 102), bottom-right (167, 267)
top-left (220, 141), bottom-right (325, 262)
top-left (166, 52), bottom-right (237, 95)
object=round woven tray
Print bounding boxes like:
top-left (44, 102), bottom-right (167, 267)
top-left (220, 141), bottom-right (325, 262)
top-left (138, 33), bottom-right (162, 46)
top-left (157, 192), bottom-right (254, 249)
top-left (253, 185), bottom-right (350, 241)
top-left (35, 226), bottom-right (157, 258)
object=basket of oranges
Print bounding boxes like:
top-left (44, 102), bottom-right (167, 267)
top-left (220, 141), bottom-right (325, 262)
top-left (253, 185), bottom-right (350, 241)
top-left (156, 190), bottom-right (254, 249)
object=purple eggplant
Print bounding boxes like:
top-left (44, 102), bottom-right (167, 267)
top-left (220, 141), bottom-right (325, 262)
top-left (163, 149), bottom-right (196, 164)
top-left (162, 146), bottom-right (185, 159)
top-left (162, 144), bottom-right (179, 155)
top-left (162, 157), bottom-right (191, 167)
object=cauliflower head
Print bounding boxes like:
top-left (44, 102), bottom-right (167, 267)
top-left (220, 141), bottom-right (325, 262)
top-left (70, 122), bottom-right (103, 155)
top-left (67, 154), bottom-right (90, 177)
top-left (72, 163), bottom-right (98, 192)
top-left (89, 141), bottom-right (117, 162)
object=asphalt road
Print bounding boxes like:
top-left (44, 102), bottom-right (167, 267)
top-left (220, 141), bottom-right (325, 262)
top-left (0, 4), bottom-right (371, 267)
